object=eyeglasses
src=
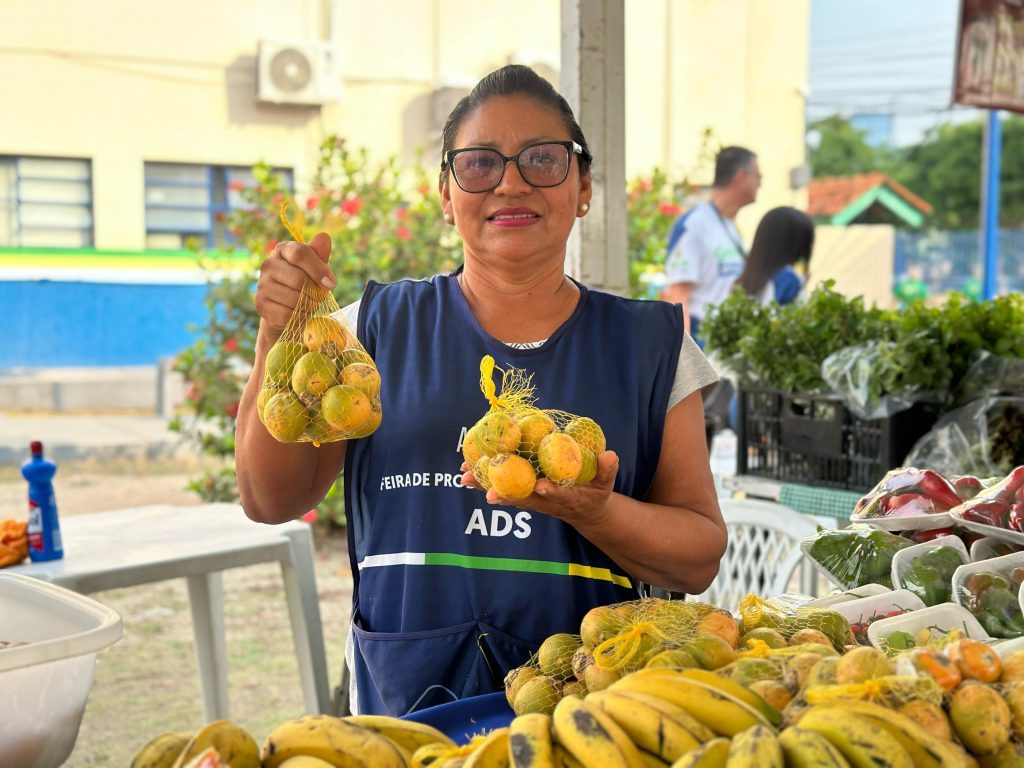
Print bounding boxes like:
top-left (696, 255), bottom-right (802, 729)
top-left (442, 140), bottom-right (589, 193)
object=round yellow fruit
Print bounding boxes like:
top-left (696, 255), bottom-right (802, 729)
top-left (321, 384), bottom-right (372, 433)
top-left (537, 433), bottom-right (584, 485)
top-left (302, 315), bottom-right (354, 355)
top-left (473, 455), bottom-right (494, 491)
top-left (488, 453), bottom-right (537, 500)
top-left (517, 411), bottom-right (557, 458)
top-left (575, 448), bottom-right (598, 485)
top-left (291, 352), bottom-right (337, 398)
top-left (565, 416), bottom-right (606, 456)
top-left (474, 412), bottom-right (521, 455)
top-left (340, 362), bottom-right (381, 398)
top-left (265, 341), bottom-right (304, 387)
top-left (263, 392), bottom-right (309, 442)
top-left (463, 424), bottom-right (484, 467)
top-left (349, 400), bottom-right (382, 439)
top-left (257, 386), bottom-right (289, 420)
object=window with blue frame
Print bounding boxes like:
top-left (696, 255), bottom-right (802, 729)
top-left (144, 163), bottom-right (294, 249)
top-left (0, 156), bottom-right (94, 248)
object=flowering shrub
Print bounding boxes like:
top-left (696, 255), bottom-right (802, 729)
top-left (172, 134), bottom-right (697, 525)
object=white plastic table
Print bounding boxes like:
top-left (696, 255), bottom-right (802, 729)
top-left (8, 503), bottom-right (330, 721)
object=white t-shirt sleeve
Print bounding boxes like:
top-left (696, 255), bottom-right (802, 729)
top-left (668, 333), bottom-right (720, 410)
top-left (337, 300), bottom-right (361, 340)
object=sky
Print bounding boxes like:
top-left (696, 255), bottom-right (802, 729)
top-left (809, 0), bottom-right (982, 146)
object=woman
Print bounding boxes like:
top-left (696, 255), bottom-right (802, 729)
top-left (736, 206), bottom-right (815, 305)
top-left (235, 65), bottom-right (726, 716)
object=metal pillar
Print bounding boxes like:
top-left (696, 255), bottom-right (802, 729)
top-left (981, 109), bottom-right (1001, 300)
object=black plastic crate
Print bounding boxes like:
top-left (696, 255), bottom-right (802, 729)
top-left (735, 387), bottom-right (938, 492)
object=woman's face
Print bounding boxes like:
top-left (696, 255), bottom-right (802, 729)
top-left (440, 94), bottom-right (592, 270)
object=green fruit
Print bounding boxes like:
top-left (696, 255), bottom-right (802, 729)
top-left (263, 392), bottom-right (309, 442)
top-left (565, 416), bottom-right (606, 456)
top-left (291, 351), bottom-right (337, 398)
top-left (265, 341), bottom-right (304, 387)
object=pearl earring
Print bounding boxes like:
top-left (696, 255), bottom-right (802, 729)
top-left (444, 212), bottom-right (453, 224)
top-left (579, 203), bottom-right (590, 215)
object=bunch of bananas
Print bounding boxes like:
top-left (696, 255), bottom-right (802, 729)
top-left (131, 715), bottom-right (455, 768)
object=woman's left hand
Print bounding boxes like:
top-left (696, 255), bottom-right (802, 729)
top-left (460, 451), bottom-right (620, 527)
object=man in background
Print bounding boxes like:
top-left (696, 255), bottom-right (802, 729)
top-left (662, 146), bottom-right (761, 345)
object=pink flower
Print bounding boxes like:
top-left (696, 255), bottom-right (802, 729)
top-left (302, 509), bottom-right (319, 524)
top-left (638, 179), bottom-right (653, 192)
top-left (228, 179), bottom-right (245, 191)
top-left (224, 401), bottom-right (239, 419)
top-left (223, 338), bottom-right (238, 353)
top-left (273, 193), bottom-right (284, 205)
top-left (659, 202), bottom-right (682, 217)
top-left (341, 197), bottom-right (363, 216)
top-left (266, 238), bottom-right (278, 254)
top-left (396, 226), bottom-right (411, 240)
top-left (185, 384), bottom-right (201, 402)
top-left (306, 195), bottom-right (319, 210)
top-left (394, 207), bottom-right (407, 220)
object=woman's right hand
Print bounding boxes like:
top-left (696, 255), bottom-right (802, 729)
top-left (255, 232), bottom-right (336, 336)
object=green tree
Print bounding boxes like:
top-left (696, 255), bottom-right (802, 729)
top-left (808, 116), bottom-right (886, 178)
top-left (888, 115), bottom-right (1024, 229)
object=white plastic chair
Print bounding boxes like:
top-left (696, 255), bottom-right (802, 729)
top-left (691, 497), bottom-right (819, 611)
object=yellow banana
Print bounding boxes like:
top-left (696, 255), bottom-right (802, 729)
top-left (412, 742), bottom-right (458, 768)
top-left (611, 690), bottom-right (716, 742)
top-left (587, 690), bottom-right (700, 763)
top-left (636, 751), bottom-right (670, 767)
top-left (172, 721), bottom-right (259, 768)
top-left (667, 737), bottom-right (730, 768)
top-left (724, 725), bottom-right (783, 768)
top-left (345, 715), bottom-right (456, 753)
top-left (609, 670), bottom-right (769, 736)
top-left (261, 715), bottom-right (407, 768)
top-left (551, 695), bottom-right (636, 768)
top-left (463, 727), bottom-right (510, 768)
top-left (814, 700), bottom-right (970, 768)
top-left (278, 758), bottom-right (340, 768)
top-left (551, 744), bottom-right (584, 768)
top-left (796, 708), bottom-right (913, 768)
top-left (132, 732), bottom-right (193, 768)
top-left (777, 726), bottom-right (851, 767)
top-left (508, 713), bottom-right (555, 768)
top-left (675, 668), bottom-right (782, 727)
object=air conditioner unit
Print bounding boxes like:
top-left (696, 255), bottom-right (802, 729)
top-left (257, 39), bottom-right (343, 106)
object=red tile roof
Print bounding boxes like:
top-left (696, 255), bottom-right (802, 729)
top-left (808, 172), bottom-right (933, 217)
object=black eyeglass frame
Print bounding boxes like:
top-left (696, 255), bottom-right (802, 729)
top-left (441, 140), bottom-right (591, 193)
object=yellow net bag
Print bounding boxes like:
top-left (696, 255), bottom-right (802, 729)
top-left (463, 356), bottom-right (607, 499)
top-left (502, 598), bottom-right (735, 717)
top-left (257, 203), bottom-right (382, 445)
top-left (738, 594), bottom-right (854, 652)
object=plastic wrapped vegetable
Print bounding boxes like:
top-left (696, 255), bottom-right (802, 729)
top-left (807, 525), bottom-right (914, 589)
top-left (851, 467), bottom-right (963, 521)
top-left (900, 547), bottom-right (963, 606)
top-left (958, 571), bottom-right (1024, 639)
top-left (950, 465), bottom-right (1024, 532)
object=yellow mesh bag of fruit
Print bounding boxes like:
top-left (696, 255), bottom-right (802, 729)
top-left (257, 203), bottom-right (382, 446)
top-left (804, 673), bottom-right (945, 708)
top-left (502, 598), bottom-right (735, 717)
top-left (738, 594), bottom-right (854, 652)
top-left (464, 356), bottom-right (607, 500)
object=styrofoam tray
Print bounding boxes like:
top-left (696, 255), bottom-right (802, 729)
top-left (890, 535), bottom-right (969, 602)
top-left (993, 635), bottom-right (1024, 658)
top-left (951, 551), bottom-right (1024, 639)
top-left (970, 536), bottom-right (1024, 562)
top-left (867, 602), bottom-right (990, 652)
top-left (831, 589), bottom-right (927, 626)
top-left (953, 515), bottom-right (1024, 548)
top-left (851, 511), bottom-right (953, 532)
top-left (803, 583), bottom-right (891, 609)
top-left (0, 573), bottom-right (123, 768)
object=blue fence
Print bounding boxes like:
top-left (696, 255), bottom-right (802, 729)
top-left (0, 281), bottom-right (209, 368)
top-left (894, 228), bottom-right (1024, 296)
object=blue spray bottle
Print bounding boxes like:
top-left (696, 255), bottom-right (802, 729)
top-left (21, 440), bottom-right (64, 562)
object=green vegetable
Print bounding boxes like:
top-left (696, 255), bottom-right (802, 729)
top-left (885, 630), bottom-right (916, 652)
top-left (901, 563), bottom-right (948, 607)
top-left (808, 525), bottom-right (913, 589)
top-left (918, 546), bottom-right (964, 580)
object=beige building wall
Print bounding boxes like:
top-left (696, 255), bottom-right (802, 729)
top-left (808, 225), bottom-right (898, 309)
top-left (0, 0), bottom-right (808, 251)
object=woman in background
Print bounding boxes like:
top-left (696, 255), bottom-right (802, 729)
top-left (736, 206), bottom-right (815, 305)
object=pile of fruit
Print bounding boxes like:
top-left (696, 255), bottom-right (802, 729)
top-left (259, 314), bottom-right (382, 444)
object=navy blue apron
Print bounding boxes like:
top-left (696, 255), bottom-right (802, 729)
top-left (344, 272), bottom-right (683, 715)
